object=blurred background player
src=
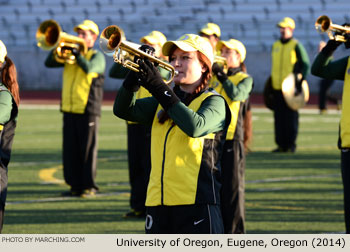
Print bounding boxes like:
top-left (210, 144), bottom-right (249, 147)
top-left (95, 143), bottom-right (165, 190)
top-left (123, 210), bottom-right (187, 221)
top-left (210, 39), bottom-right (253, 233)
top-left (44, 20), bottom-right (106, 197)
top-left (0, 40), bottom-right (20, 233)
top-left (269, 17), bottom-right (310, 153)
top-left (199, 22), bottom-right (221, 56)
top-left (109, 30), bottom-right (168, 218)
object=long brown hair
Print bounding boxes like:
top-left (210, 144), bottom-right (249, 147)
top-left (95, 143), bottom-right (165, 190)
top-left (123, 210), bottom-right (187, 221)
top-left (158, 50), bottom-right (212, 123)
top-left (1, 56), bottom-right (20, 106)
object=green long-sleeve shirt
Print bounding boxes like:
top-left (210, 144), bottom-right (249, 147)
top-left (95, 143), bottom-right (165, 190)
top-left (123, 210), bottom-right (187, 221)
top-left (220, 75), bottom-right (253, 101)
top-left (113, 86), bottom-right (227, 137)
top-left (294, 41), bottom-right (311, 78)
top-left (44, 49), bottom-right (105, 74)
top-left (0, 84), bottom-right (12, 126)
top-left (311, 51), bottom-right (348, 80)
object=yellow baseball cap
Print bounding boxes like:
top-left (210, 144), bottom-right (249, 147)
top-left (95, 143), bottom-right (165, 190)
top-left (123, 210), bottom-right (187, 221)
top-left (216, 39), bottom-right (246, 63)
top-left (200, 23), bottom-right (221, 37)
top-left (277, 17), bottom-right (295, 29)
top-left (0, 40), bottom-right (7, 63)
top-left (140, 31), bottom-right (167, 46)
top-left (162, 34), bottom-right (214, 66)
top-left (74, 20), bottom-right (99, 36)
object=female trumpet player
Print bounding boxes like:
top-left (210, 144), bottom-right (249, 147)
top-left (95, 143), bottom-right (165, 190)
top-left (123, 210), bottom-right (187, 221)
top-left (311, 30), bottom-right (350, 234)
top-left (210, 39), bottom-right (253, 234)
top-left (0, 40), bottom-right (20, 233)
top-left (113, 34), bottom-right (231, 233)
top-left (109, 30), bottom-right (169, 219)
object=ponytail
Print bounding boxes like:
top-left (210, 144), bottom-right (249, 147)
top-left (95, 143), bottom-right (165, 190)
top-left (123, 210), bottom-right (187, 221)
top-left (2, 56), bottom-right (20, 106)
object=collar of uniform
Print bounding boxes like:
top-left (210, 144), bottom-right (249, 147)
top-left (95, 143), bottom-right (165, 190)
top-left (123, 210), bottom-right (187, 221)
top-left (227, 67), bottom-right (242, 76)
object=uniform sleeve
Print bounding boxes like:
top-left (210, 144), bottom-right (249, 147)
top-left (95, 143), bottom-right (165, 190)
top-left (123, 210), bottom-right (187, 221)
top-left (0, 91), bottom-right (13, 126)
top-left (76, 50), bottom-right (106, 74)
top-left (311, 53), bottom-right (348, 80)
top-left (167, 95), bottom-right (227, 138)
top-left (113, 86), bottom-right (159, 125)
top-left (109, 63), bottom-right (129, 78)
top-left (44, 50), bottom-right (64, 68)
top-left (295, 43), bottom-right (310, 78)
top-left (221, 76), bottom-right (253, 101)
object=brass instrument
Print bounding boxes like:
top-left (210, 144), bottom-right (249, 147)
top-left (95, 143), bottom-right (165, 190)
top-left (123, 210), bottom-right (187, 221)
top-left (315, 15), bottom-right (350, 42)
top-left (99, 25), bottom-right (177, 85)
top-left (36, 19), bottom-right (87, 64)
top-left (214, 55), bottom-right (227, 66)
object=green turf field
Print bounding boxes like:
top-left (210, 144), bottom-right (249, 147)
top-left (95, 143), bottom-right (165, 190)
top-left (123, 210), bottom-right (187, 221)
top-left (1, 105), bottom-right (345, 234)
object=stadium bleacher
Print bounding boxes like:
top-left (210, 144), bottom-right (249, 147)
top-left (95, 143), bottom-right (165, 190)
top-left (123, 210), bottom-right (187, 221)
top-left (0, 0), bottom-right (349, 91)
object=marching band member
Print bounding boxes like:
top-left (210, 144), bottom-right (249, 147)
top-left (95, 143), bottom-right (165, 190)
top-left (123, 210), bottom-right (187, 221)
top-left (199, 22), bottom-right (221, 55)
top-left (44, 20), bottom-right (106, 197)
top-left (0, 40), bottom-right (20, 232)
top-left (109, 30), bottom-right (169, 218)
top-left (113, 34), bottom-right (231, 233)
top-left (269, 17), bottom-right (310, 153)
top-left (210, 39), bottom-right (253, 233)
top-left (311, 32), bottom-right (350, 234)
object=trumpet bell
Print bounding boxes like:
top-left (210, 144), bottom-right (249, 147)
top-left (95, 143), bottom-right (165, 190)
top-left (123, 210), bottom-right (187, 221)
top-left (315, 15), bottom-right (331, 33)
top-left (36, 19), bottom-right (87, 64)
top-left (315, 15), bottom-right (350, 42)
top-left (36, 19), bottom-right (61, 50)
top-left (99, 25), bottom-right (177, 85)
top-left (99, 25), bottom-right (123, 54)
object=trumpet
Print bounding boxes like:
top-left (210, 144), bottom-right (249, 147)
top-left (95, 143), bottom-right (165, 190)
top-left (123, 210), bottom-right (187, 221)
top-left (36, 19), bottom-right (87, 64)
top-left (99, 25), bottom-right (177, 85)
top-left (214, 55), bottom-right (227, 65)
top-left (315, 15), bottom-right (350, 42)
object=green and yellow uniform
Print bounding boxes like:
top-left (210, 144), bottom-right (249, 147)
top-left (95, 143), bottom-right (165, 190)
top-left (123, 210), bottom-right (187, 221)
top-left (0, 83), bottom-right (18, 232)
top-left (270, 38), bottom-right (310, 152)
top-left (45, 48), bottom-right (106, 194)
top-left (312, 46), bottom-right (350, 233)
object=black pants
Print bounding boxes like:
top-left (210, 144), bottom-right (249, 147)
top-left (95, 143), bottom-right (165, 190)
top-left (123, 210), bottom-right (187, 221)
top-left (341, 149), bottom-right (350, 233)
top-left (319, 79), bottom-right (336, 110)
top-left (220, 140), bottom-right (246, 234)
top-left (145, 204), bottom-right (224, 234)
top-left (0, 120), bottom-right (16, 233)
top-left (63, 113), bottom-right (99, 191)
top-left (127, 123), bottom-right (151, 212)
top-left (273, 91), bottom-right (298, 151)
top-left (0, 160), bottom-right (7, 233)
top-left (0, 162), bottom-right (6, 233)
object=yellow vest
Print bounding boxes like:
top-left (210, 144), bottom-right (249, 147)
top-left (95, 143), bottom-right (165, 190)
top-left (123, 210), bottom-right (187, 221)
top-left (210, 72), bottom-right (248, 140)
top-left (271, 39), bottom-right (298, 90)
top-left (61, 50), bottom-right (99, 114)
top-left (340, 57), bottom-right (350, 147)
top-left (146, 90), bottom-right (223, 206)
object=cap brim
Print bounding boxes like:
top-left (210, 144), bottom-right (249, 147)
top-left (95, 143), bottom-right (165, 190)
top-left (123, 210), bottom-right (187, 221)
top-left (74, 24), bottom-right (98, 35)
top-left (162, 41), bottom-right (197, 56)
top-left (200, 28), bottom-right (214, 36)
top-left (140, 36), bottom-right (158, 45)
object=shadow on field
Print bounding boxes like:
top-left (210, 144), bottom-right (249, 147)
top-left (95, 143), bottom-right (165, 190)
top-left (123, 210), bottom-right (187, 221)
top-left (11, 149), bottom-right (127, 163)
top-left (247, 151), bottom-right (340, 170)
top-left (245, 151), bottom-right (344, 233)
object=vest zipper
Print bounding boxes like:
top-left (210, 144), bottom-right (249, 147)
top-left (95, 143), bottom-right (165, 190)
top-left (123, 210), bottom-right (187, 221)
top-left (161, 124), bottom-right (175, 205)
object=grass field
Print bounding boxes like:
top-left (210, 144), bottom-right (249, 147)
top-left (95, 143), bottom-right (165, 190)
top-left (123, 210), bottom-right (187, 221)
top-left (1, 105), bottom-right (345, 234)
